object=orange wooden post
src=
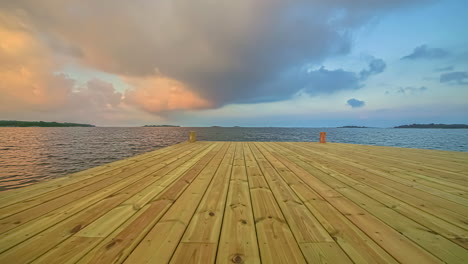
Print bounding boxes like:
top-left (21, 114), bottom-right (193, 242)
top-left (189, 131), bottom-right (197, 143)
top-left (319, 132), bottom-right (326, 143)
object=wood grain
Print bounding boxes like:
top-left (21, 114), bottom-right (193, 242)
top-left (0, 141), bottom-right (466, 264)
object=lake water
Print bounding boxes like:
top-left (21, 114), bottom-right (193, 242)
top-left (0, 127), bottom-right (467, 191)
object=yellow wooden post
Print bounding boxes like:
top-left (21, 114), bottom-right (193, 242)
top-left (189, 131), bottom-right (197, 143)
top-left (320, 132), bottom-right (326, 143)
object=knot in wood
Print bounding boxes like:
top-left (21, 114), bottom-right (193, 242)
top-left (209, 211), bottom-right (215, 216)
top-left (70, 224), bottom-right (82, 234)
top-left (231, 254), bottom-right (244, 263)
top-left (105, 239), bottom-right (123, 250)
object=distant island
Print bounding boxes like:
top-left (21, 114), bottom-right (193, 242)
top-left (0, 120), bottom-right (95, 127)
top-left (394, 123), bottom-right (468, 129)
top-left (337, 126), bottom-right (369, 128)
top-left (143, 125), bottom-right (180, 127)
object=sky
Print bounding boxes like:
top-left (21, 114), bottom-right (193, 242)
top-left (0, 0), bottom-right (467, 127)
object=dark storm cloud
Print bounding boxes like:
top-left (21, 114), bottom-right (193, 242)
top-left (347, 98), bottom-right (365, 108)
top-left (1, 0), bottom-right (432, 112)
top-left (440, 71), bottom-right (468, 85)
top-left (402, 44), bottom-right (450, 60)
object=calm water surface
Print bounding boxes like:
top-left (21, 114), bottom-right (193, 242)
top-left (1, 127), bottom-right (467, 191)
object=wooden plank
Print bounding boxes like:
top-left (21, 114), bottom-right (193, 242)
top-left (216, 142), bottom-right (261, 264)
top-left (0, 143), bottom-right (217, 263)
top-left (179, 143), bottom-right (235, 243)
top-left (71, 142), bottom-right (225, 264)
top-left (297, 142), bottom-right (468, 198)
top-left (336, 186), bottom-right (468, 262)
top-left (0, 142), bottom-right (207, 247)
top-left (280, 142), bottom-right (468, 230)
top-left (306, 142), bottom-right (468, 186)
top-left (250, 143), bottom-right (336, 243)
top-left (306, 143), bottom-right (468, 201)
top-left (0, 142), bottom-right (202, 222)
top-left (170, 243), bottom-right (216, 263)
top-left (168, 143), bottom-right (235, 263)
top-left (274, 143), bottom-right (468, 253)
top-left (0, 141), bottom-right (466, 264)
top-left (291, 143), bottom-right (468, 242)
top-left (326, 143), bottom-right (468, 190)
top-left (38, 141), bottom-right (218, 258)
top-left (32, 236), bottom-right (98, 264)
top-left (291, 142), bottom-right (468, 219)
top-left (255, 145), bottom-right (398, 264)
top-left (78, 147), bottom-right (214, 238)
top-left (334, 142), bottom-right (468, 168)
top-left (243, 143), bottom-right (307, 264)
top-left (324, 142), bottom-right (468, 163)
top-left (0, 142), bottom-right (208, 254)
top-left (334, 142), bottom-right (468, 172)
top-left (250, 143), bottom-right (352, 263)
top-left (267, 143), bottom-right (446, 263)
top-left (120, 143), bottom-right (230, 264)
top-left (299, 242), bottom-right (355, 264)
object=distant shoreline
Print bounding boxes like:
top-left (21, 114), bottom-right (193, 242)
top-left (394, 123), bottom-right (468, 129)
top-left (0, 120), bottom-right (95, 127)
top-left (337, 126), bottom-right (370, 128)
top-left (2, 121), bottom-right (467, 129)
top-left (143, 125), bottom-right (180, 127)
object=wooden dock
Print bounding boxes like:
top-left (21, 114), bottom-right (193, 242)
top-left (0, 141), bottom-right (467, 263)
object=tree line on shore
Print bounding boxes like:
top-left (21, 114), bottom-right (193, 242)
top-left (0, 120), bottom-right (95, 127)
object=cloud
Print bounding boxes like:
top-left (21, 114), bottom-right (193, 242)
top-left (0, 18), bottom-right (146, 125)
top-left (396, 86), bottom-right (428, 94)
top-left (1, 0), bottom-right (430, 112)
top-left (124, 76), bottom-right (213, 113)
top-left (0, 17), bottom-right (72, 112)
top-left (359, 58), bottom-right (386, 80)
top-left (0, 0), bottom-right (438, 128)
top-left (401, 44), bottom-right (449, 60)
top-left (440, 71), bottom-right (468, 85)
top-left (70, 79), bottom-right (123, 110)
top-left (347, 98), bottom-right (365, 108)
top-left (301, 57), bottom-right (386, 95)
top-left (435, 66), bottom-right (454, 72)
top-left (303, 67), bottom-right (361, 94)
top-left (385, 86), bottom-right (428, 95)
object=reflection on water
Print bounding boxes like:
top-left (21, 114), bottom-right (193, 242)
top-left (0, 127), bottom-right (187, 191)
top-left (0, 127), bottom-right (467, 191)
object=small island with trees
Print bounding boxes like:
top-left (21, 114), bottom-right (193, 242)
top-left (394, 123), bottom-right (468, 129)
top-left (143, 125), bottom-right (180, 127)
top-left (337, 126), bottom-right (370, 128)
top-left (0, 120), bottom-right (95, 127)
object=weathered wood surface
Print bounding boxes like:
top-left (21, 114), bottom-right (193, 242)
top-left (0, 141), bottom-right (467, 263)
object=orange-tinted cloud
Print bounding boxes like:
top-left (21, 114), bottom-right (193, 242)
top-left (2, 0), bottom-right (422, 108)
top-left (124, 76), bottom-right (213, 113)
top-left (0, 10), bottom-right (212, 124)
top-left (1, 0), bottom-right (433, 126)
top-left (0, 16), bottom-right (71, 111)
top-left (0, 14), bottom-right (128, 124)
